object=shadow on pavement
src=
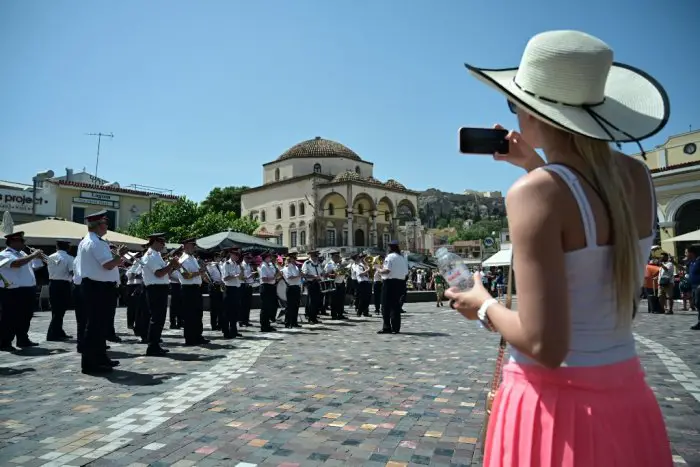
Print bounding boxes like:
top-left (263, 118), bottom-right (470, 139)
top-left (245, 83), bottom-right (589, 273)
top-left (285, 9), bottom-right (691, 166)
top-left (0, 367), bottom-right (36, 377)
top-left (397, 331), bottom-right (450, 337)
top-left (94, 369), bottom-right (183, 386)
top-left (14, 347), bottom-right (70, 357)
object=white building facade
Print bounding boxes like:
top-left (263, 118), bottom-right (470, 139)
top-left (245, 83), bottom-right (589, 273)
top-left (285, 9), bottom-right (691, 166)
top-left (241, 137), bottom-right (420, 253)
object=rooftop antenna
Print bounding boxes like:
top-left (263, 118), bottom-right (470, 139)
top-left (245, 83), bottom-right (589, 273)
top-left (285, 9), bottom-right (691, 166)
top-left (85, 132), bottom-right (114, 184)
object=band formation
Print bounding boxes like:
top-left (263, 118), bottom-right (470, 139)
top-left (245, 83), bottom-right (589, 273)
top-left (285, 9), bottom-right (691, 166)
top-left (0, 210), bottom-right (410, 374)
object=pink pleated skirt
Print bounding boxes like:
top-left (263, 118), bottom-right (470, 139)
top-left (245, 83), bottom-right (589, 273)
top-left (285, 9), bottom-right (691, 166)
top-left (484, 357), bottom-right (673, 467)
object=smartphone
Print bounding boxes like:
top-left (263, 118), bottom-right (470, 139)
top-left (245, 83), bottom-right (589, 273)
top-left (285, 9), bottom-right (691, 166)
top-left (458, 127), bottom-right (509, 155)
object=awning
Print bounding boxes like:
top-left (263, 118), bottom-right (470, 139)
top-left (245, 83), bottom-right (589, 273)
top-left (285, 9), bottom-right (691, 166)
top-left (482, 249), bottom-right (512, 267)
top-left (196, 230), bottom-right (287, 253)
top-left (662, 229), bottom-right (700, 242)
top-left (12, 218), bottom-right (147, 249)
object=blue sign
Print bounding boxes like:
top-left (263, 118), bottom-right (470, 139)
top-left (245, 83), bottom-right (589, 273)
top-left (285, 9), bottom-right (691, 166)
top-left (483, 237), bottom-right (495, 248)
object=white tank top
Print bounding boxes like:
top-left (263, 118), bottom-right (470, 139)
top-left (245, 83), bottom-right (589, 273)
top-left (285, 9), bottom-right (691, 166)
top-left (509, 164), bottom-right (656, 367)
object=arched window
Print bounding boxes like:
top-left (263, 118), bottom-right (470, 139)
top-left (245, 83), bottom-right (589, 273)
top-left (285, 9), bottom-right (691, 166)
top-left (328, 203), bottom-right (335, 216)
top-left (290, 204), bottom-right (296, 217)
top-left (274, 168), bottom-right (280, 181)
top-left (299, 202), bottom-right (305, 216)
top-left (261, 210), bottom-right (266, 222)
top-left (355, 165), bottom-right (361, 175)
top-left (300, 230), bottom-right (306, 245)
top-left (313, 163), bottom-right (322, 174)
top-left (276, 206), bottom-right (282, 219)
top-left (357, 204), bottom-right (364, 215)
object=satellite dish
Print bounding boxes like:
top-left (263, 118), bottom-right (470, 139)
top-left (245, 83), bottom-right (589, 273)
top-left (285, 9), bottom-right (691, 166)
top-left (483, 237), bottom-right (495, 247)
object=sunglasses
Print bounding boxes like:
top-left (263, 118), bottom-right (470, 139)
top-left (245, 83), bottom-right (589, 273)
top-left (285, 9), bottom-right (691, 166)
top-left (507, 100), bottom-right (517, 114)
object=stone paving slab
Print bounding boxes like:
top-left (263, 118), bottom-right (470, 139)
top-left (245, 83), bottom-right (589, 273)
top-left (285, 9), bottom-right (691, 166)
top-left (0, 304), bottom-right (697, 466)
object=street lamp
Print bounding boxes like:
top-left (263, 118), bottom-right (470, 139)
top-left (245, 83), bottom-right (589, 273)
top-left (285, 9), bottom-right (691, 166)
top-left (32, 170), bottom-right (54, 220)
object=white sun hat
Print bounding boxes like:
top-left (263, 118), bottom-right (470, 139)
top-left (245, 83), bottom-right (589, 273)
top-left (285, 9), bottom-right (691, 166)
top-left (465, 30), bottom-right (670, 145)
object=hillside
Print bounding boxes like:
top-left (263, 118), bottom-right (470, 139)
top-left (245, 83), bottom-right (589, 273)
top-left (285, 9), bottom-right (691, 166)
top-left (418, 188), bottom-right (505, 228)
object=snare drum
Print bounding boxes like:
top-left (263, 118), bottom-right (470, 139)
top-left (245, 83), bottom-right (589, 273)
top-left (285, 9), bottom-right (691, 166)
top-left (319, 279), bottom-right (336, 294)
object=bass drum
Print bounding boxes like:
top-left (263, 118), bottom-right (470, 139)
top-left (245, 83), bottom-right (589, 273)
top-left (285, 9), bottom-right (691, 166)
top-left (276, 280), bottom-right (287, 305)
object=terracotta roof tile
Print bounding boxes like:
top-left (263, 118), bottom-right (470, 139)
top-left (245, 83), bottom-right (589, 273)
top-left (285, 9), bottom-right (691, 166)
top-left (50, 180), bottom-right (179, 199)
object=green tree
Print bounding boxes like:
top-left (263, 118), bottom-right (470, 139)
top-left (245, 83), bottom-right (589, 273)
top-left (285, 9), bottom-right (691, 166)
top-left (200, 186), bottom-right (249, 217)
top-left (121, 198), bottom-right (259, 241)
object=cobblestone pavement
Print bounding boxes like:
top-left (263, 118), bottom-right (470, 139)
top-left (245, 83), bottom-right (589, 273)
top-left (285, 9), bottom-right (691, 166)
top-left (0, 303), bottom-right (698, 467)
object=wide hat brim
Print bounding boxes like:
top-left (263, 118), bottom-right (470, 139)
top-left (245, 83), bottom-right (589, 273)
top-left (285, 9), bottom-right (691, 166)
top-left (465, 62), bottom-right (670, 143)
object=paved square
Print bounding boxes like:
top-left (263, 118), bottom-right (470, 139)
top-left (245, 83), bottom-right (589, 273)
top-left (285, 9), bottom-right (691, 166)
top-left (0, 303), bottom-right (698, 466)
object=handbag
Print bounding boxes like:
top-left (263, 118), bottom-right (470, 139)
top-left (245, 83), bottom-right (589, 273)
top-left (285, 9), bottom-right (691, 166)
top-left (480, 259), bottom-right (514, 451)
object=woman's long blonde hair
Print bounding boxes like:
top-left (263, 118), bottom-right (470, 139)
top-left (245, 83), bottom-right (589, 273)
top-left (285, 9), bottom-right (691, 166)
top-left (544, 125), bottom-right (641, 327)
top-left (576, 136), bottom-right (640, 326)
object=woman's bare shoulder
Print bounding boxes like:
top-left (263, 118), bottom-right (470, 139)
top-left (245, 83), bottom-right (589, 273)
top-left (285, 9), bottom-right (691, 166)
top-left (506, 167), bottom-right (563, 206)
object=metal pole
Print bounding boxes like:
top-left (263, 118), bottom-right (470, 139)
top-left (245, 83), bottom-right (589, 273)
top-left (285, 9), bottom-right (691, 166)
top-left (31, 178), bottom-right (37, 221)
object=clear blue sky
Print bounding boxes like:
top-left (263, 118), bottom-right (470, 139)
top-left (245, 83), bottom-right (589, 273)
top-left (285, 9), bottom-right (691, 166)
top-left (1, 1), bottom-right (697, 201)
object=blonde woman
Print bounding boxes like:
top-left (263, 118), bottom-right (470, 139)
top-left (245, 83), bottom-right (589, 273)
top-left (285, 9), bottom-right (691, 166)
top-left (445, 31), bottom-right (672, 466)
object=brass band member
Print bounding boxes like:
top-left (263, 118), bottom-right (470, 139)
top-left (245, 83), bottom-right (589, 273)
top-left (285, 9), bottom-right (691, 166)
top-left (377, 240), bottom-right (409, 334)
top-left (348, 254), bottom-right (359, 314)
top-left (46, 239), bottom-right (75, 341)
top-left (302, 249), bottom-right (323, 324)
top-left (258, 250), bottom-right (278, 332)
top-left (178, 238), bottom-right (209, 345)
top-left (169, 266), bottom-right (183, 329)
top-left (77, 210), bottom-right (127, 373)
top-left (282, 249), bottom-right (302, 328)
top-left (239, 252), bottom-right (255, 327)
top-left (324, 250), bottom-right (347, 320)
top-left (373, 254), bottom-right (385, 315)
top-left (0, 231), bottom-right (45, 351)
top-left (221, 247), bottom-right (242, 338)
top-left (207, 254), bottom-right (225, 331)
top-left (353, 254), bottom-right (372, 317)
top-left (140, 233), bottom-right (180, 356)
top-left (125, 248), bottom-right (145, 331)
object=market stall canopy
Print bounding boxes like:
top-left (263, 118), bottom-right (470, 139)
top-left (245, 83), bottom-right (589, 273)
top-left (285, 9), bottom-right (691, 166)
top-left (196, 230), bottom-right (287, 253)
top-left (12, 219), bottom-right (147, 249)
top-left (662, 229), bottom-right (700, 243)
top-left (482, 248), bottom-right (512, 267)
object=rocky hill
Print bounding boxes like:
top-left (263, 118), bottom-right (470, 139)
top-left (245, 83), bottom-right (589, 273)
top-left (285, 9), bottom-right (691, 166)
top-left (418, 188), bottom-right (505, 228)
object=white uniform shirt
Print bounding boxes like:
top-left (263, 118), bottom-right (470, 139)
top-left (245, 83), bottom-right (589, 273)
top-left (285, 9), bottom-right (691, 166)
top-left (222, 260), bottom-right (241, 287)
top-left (169, 269), bottom-right (182, 284)
top-left (126, 262), bottom-right (143, 285)
top-left (141, 249), bottom-right (170, 285)
top-left (373, 268), bottom-right (383, 282)
top-left (353, 263), bottom-right (370, 283)
top-left (283, 262), bottom-right (301, 286)
top-left (324, 261), bottom-right (341, 285)
top-left (349, 260), bottom-right (357, 280)
top-left (47, 250), bottom-right (74, 281)
top-left (0, 248), bottom-right (42, 288)
top-left (259, 262), bottom-right (277, 283)
top-left (207, 262), bottom-right (223, 284)
top-left (177, 253), bottom-right (202, 286)
top-left (383, 252), bottom-right (409, 280)
top-left (73, 237), bottom-right (85, 285)
top-left (78, 231), bottom-right (118, 283)
top-left (301, 260), bottom-right (322, 281)
top-left (242, 261), bottom-right (255, 285)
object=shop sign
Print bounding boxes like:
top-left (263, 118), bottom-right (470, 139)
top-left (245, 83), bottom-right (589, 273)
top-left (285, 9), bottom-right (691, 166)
top-left (0, 188), bottom-right (57, 216)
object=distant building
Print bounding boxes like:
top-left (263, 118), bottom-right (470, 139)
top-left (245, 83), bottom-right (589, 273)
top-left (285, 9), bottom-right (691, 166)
top-left (241, 137), bottom-right (420, 252)
top-left (632, 129), bottom-right (700, 257)
top-left (451, 240), bottom-right (482, 262)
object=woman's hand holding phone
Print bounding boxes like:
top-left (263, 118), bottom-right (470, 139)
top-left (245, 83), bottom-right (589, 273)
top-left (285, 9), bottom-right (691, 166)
top-left (491, 124), bottom-right (545, 172)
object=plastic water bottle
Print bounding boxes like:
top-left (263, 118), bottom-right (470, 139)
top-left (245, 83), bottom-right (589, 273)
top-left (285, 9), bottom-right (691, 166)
top-left (435, 247), bottom-right (474, 291)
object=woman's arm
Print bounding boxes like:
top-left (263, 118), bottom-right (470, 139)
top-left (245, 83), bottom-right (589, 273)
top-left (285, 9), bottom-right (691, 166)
top-left (486, 173), bottom-right (571, 369)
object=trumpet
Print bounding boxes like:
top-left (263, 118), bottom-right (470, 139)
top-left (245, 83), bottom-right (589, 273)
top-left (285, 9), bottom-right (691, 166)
top-left (28, 247), bottom-right (52, 263)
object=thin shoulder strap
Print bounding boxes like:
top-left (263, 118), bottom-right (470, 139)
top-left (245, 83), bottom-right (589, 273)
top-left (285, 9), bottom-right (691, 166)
top-left (539, 164), bottom-right (597, 248)
top-left (641, 162), bottom-right (657, 235)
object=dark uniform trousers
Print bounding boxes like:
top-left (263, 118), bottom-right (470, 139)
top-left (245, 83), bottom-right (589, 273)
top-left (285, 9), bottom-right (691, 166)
top-left (285, 285), bottom-right (301, 326)
top-left (47, 279), bottom-right (72, 339)
top-left (330, 282), bottom-right (345, 319)
top-left (223, 286), bottom-right (240, 337)
top-left (381, 278), bottom-right (403, 333)
top-left (181, 284), bottom-right (204, 344)
top-left (373, 280), bottom-right (383, 313)
top-left (107, 285), bottom-right (119, 340)
top-left (306, 281), bottom-right (322, 323)
top-left (357, 280), bottom-right (372, 316)
top-left (209, 285), bottom-right (224, 330)
top-left (80, 278), bottom-right (115, 367)
top-left (169, 282), bottom-right (182, 327)
top-left (349, 278), bottom-right (359, 311)
top-left (126, 283), bottom-right (143, 328)
top-left (74, 283), bottom-right (86, 352)
top-left (239, 284), bottom-right (252, 325)
top-left (260, 283), bottom-right (277, 329)
top-left (146, 284), bottom-right (169, 348)
top-left (135, 286), bottom-right (151, 340)
top-left (0, 286), bottom-right (35, 347)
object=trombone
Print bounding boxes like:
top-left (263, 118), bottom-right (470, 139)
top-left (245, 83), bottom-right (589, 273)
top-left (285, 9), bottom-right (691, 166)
top-left (27, 246), bottom-right (53, 264)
